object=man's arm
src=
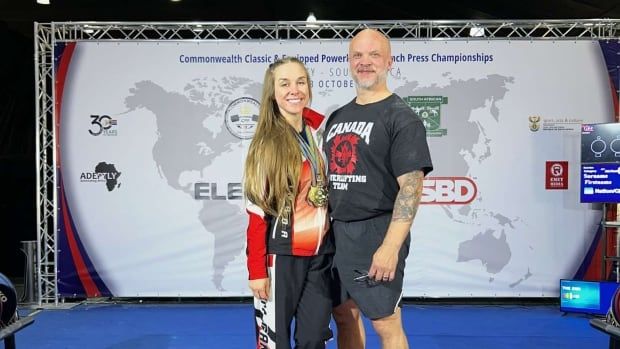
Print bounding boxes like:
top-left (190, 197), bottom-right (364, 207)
top-left (368, 170), bottom-right (424, 282)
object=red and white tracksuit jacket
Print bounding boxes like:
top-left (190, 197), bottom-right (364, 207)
top-left (246, 108), bottom-right (332, 280)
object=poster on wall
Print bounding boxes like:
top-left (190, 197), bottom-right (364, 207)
top-left (55, 39), bottom-right (614, 297)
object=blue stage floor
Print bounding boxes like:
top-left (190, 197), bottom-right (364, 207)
top-left (10, 303), bottom-right (609, 348)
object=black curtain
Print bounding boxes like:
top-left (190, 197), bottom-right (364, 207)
top-left (0, 21), bottom-right (36, 280)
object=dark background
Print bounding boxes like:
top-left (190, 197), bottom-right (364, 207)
top-left (1, 0), bottom-right (619, 279)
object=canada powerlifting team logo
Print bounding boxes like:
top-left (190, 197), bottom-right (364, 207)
top-left (329, 134), bottom-right (359, 174)
top-left (325, 121), bottom-right (374, 190)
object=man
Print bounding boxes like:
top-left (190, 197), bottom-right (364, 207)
top-left (324, 29), bottom-right (433, 348)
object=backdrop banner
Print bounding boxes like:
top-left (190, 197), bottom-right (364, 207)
top-left (55, 39), bottom-right (613, 297)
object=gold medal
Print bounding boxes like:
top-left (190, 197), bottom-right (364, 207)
top-left (308, 184), bottom-right (328, 207)
top-left (297, 125), bottom-right (328, 207)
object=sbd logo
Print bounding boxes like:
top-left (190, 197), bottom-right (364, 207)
top-left (421, 177), bottom-right (477, 204)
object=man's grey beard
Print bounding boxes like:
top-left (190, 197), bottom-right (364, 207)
top-left (353, 70), bottom-right (388, 90)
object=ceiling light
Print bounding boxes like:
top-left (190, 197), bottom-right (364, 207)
top-left (306, 12), bottom-right (318, 28)
top-left (469, 26), bottom-right (485, 37)
top-left (37, 0), bottom-right (50, 4)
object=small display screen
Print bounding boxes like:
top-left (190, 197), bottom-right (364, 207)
top-left (560, 279), bottom-right (620, 315)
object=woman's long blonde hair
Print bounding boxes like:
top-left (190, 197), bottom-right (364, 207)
top-left (243, 57), bottom-right (313, 216)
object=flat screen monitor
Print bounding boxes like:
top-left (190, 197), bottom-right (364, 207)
top-left (581, 123), bottom-right (620, 164)
top-left (560, 279), bottom-right (620, 315)
top-left (580, 163), bottom-right (620, 203)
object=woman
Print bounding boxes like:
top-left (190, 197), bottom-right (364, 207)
top-left (244, 57), bottom-right (333, 349)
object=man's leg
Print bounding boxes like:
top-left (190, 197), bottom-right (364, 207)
top-left (370, 307), bottom-right (408, 349)
top-left (332, 299), bottom-right (366, 349)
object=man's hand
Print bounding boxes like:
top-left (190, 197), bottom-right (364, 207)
top-left (249, 278), bottom-right (270, 300)
top-left (368, 243), bottom-right (400, 282)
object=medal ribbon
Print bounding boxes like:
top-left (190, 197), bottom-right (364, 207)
top-left (296, 124), bottom-right (325, 186)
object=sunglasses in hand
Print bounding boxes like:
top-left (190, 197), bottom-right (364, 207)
top-left (353, 269), bottom-right (382, 287)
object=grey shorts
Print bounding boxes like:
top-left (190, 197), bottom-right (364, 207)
top-left (331, 213), bottom-right (410, 320)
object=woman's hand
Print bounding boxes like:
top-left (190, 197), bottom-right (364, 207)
top-left (249, 278), bottom-right (270, 300)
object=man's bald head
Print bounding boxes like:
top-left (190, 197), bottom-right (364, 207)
top-left (349, 29), bottom-right (391, 58)
top-left (348, 29), bottom-right (393, 92)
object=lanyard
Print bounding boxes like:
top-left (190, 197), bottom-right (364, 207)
top-left (296, 124), bottom-right (325, 186)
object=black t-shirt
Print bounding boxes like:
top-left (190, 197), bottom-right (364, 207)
top-left (324, 94), bottom-right (433, 222)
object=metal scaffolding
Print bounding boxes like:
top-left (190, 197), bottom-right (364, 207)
top-left (35, 19), bottom-right (620, 305)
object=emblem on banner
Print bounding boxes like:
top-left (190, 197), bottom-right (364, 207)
top-left (528, 116), bottom-right (541, 132)
top-left (88, 114), bottom-right (118, 136)
top-left (545, 161), bottom-right (568, 190)
top-left (79, 162), bottom-right (122, 192)
top-left (529, 115), bottom-right (583, 132)
top-left (403, 96), bottom-right (448, 137)
top-left (224, 97), bottom-right (260, 139)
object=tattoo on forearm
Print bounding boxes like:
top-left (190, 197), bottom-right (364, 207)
top-left (392, 171), bottom-right (424, 222)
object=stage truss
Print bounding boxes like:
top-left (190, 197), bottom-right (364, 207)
top-left (35, 19), bottom-right (620, 305)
